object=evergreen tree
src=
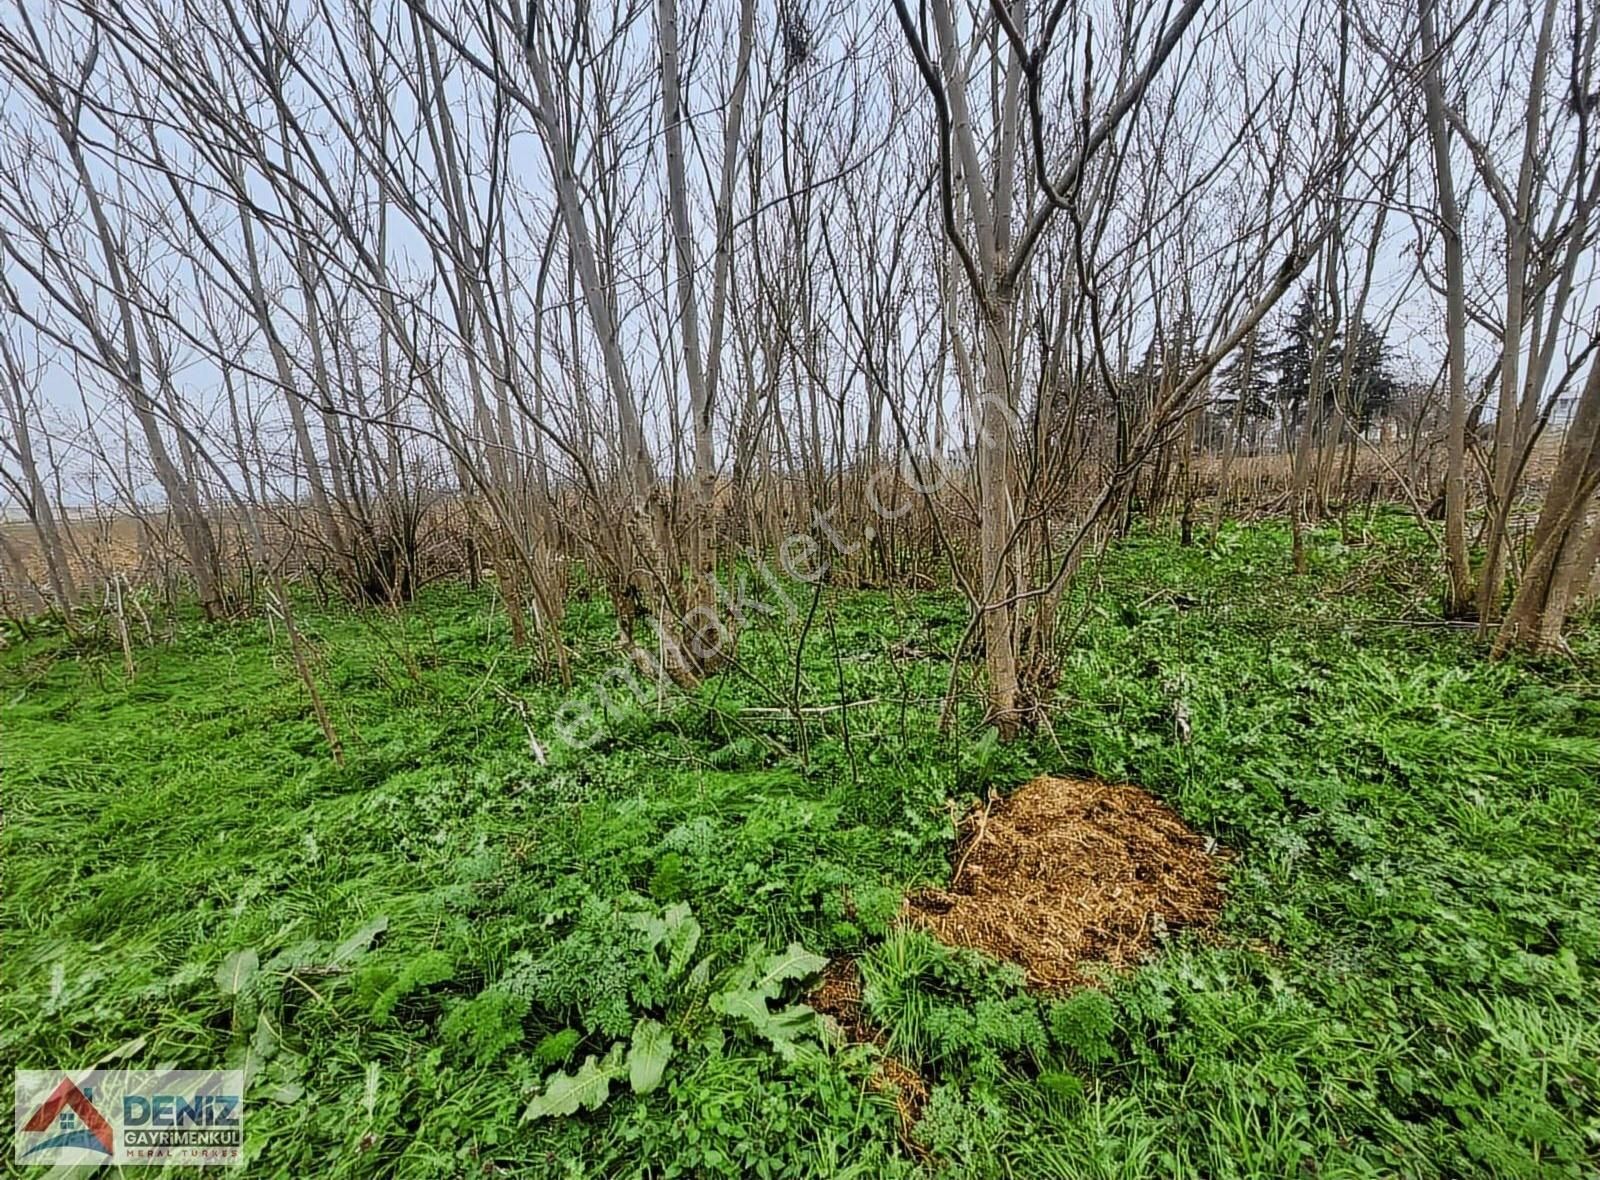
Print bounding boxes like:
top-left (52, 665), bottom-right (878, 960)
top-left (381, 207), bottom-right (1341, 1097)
top-left (1259, 289), bottom-right (1396, 436)
top-left (1266, 288), bottom-right (1330, 428)
top-left (1344, 320), bottom-right (1397, 430)
top-left (1216, 327), bottom-right (1274, 419)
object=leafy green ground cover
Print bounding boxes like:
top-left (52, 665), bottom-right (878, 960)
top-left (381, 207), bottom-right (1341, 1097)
top-left (3, 515), bottom-right (1597, 1177)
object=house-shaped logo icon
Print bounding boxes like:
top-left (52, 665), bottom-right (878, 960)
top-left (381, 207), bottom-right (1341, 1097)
top-left (19, 1076), bottom-right (114, 1158)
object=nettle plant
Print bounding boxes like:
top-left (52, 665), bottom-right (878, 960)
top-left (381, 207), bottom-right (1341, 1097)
top-left (515, 902), bottom-right (828, 1120)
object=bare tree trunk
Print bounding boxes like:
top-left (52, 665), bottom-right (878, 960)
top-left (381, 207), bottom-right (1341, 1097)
top-left (1494, 351), bottom-right (1600, 654)
top-left (657, 0), bottom-right (715, 608)
top-left (1474, 0), bottom-right (1561, 627)
top-left (1210, 330), bottom-right (1257, 542)
top-left (236, 198), bottom-right (347, 565)
top-left (1419, 0), bottom-right (1474, 615)
top-left (0, 335), bottom-right (77, 612)
top-left (978, 301), bottom-right (1021, 736)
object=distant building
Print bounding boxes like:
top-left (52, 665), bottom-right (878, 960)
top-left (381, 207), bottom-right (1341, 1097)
top-left (1548, 395), bottom-right (1580, 432)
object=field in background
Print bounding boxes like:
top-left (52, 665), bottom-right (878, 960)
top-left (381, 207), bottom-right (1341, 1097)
top-left (3, 434), bottom-right (1578, 611)
top-left (3, 516), bottom-right (1598, 1178)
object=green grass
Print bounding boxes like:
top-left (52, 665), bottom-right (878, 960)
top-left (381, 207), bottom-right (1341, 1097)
top-left (3, 513), bottom-right (1598, 1177)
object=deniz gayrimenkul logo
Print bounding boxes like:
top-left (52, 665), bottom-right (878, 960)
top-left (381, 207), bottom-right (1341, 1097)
top-left (14, 1070), bottom-right (245, 1167)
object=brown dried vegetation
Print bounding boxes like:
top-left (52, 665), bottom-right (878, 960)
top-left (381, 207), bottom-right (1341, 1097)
top-left (905, 775), bottom-right (1227, 989)
top-left (808, 957), bottom-right (929, 1154)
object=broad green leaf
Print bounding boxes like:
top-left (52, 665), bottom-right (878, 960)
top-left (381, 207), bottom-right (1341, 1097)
top-left (250, 1013), bottom-right (281, 1061)
top-left (755, 943), bottom-right (826, 992)
top-left (330, 915), bottom-right (390, 965)
top-left (263, 939), bottom-right (325, 974)
top-left (92, 1035), bottom-right (147, 1068)
top-left (661, 906), bottom-right (702, 981)
top-left (627, 910), bottom-right (668, 949)
top-left (713, 979), bottom-right (821, 1060)
top-left (755, 1003), bottom-right (818, 1061)
top-left (216, 948), bottom-right (259, 996)
top-left (522, 1044), bottom-right (624, 1121)
top-left (687, 952), bottom-right (714, 990)
top-left (711, 941), bottom-right (826, 1057)
top-left (627, 1019), bottom-right (672, 1094)
top-left (630, 904), bottom-right (702, 984)
top-left (713, 987), bottom-right (772, 1026)
top-left (225, 1039), bottom-right (256, 1086)
top-left (257, 1054), bottom-right (306, 1104)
